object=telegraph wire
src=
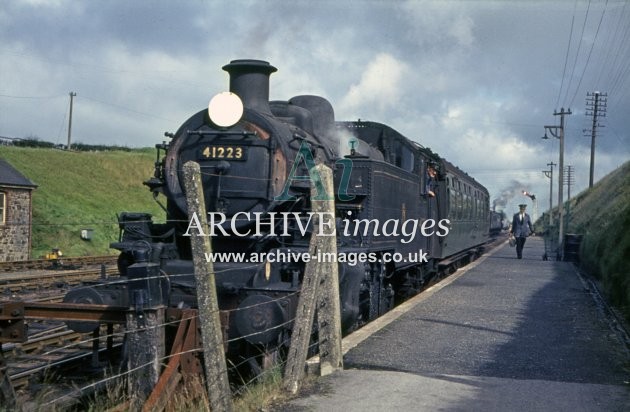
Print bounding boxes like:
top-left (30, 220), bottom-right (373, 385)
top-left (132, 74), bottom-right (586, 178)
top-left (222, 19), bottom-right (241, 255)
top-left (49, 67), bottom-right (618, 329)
top-left (590, 2), bottom-right (630, 113)
top-left (80, 95), bottom-right (177, 123)
top-left (0, 47), bottom-right (201, 79)
top-left (562, 0), bottom-right (591, 108)
top-left (0, 93), bottom-right (65, 100)
top-left (0, 91), bottom-right (177, 137)
top-left (568, 0), bottom-right (609, 109)
top-left (604, 4), bottom-right (630, 92)
top-left (55, 101), bottom-right (69, 145)
top-left (556, 0), bottom-right (578, 110)
top-left (594, 0), bottom-right (628, 88)
top-left (607, 34), bottom-right (630, 104)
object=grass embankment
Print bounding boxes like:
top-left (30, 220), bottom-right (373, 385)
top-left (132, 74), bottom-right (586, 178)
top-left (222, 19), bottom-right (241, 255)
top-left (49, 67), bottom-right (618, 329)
top-left (0, 146), bottom-right (164, 257)
top-left (536, 160), bottom-right (630, 320)
top-left (569, 161), bottom-right (630, 319)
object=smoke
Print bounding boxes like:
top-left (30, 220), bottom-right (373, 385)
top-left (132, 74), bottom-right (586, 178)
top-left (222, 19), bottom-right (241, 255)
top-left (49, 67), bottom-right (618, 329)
top-left (492, 180), bottom-right (530, 211)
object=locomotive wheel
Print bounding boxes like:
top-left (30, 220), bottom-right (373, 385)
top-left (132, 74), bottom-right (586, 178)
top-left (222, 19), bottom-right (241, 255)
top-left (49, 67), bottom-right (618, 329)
top-left (234, 295), bottom-right (286, 346)
top-left (63, 287), bottom-right (104, 332)
top-left (339, 263), bottom-right (366, 332)
top-left (243, 333), bottom-right (288, 378)
top-left (359, 261), bottom-right (395, 323)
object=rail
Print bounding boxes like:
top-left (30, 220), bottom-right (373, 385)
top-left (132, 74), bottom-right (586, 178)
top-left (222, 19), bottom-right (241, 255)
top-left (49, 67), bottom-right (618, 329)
top-left (0, 255), bottom-right (117, 272)
top-left (1, 266), bottom-right (119, 294)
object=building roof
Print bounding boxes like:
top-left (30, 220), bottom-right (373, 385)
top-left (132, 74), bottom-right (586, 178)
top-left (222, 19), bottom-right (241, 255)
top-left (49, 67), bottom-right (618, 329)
top-left (0, 158), bottom-right (38, 188)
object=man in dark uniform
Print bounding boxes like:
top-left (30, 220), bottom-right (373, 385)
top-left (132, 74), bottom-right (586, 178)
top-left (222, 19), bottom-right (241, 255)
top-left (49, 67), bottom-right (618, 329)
top-left (510, 204), bottom-right (534, 259)
top-left (425, 163), bottom-right (437, 197)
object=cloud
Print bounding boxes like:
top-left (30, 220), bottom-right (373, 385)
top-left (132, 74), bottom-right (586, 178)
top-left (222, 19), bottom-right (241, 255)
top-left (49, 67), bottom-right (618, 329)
top-left (0, 0), bottom-right (627, 213)
top-left (14, 0), bottom-right (69, 8)
top-left (339, 53), bottom-right (410, 117)
top-left (399, 0), bottom-right (476, 49)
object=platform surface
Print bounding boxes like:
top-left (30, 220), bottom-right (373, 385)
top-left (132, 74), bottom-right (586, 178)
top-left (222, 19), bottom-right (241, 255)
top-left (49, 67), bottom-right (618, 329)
top-left (278, 237), bottom-right (630, 411)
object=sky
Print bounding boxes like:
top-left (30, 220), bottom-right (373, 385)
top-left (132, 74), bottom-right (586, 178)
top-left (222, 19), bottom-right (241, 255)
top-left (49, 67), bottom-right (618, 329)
top-left (1, 0), bottom-right (628, 217)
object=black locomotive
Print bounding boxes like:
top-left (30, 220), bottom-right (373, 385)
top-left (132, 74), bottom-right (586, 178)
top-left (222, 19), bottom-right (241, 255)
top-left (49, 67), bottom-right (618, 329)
top-left (65, 59), bottom-right (493, 359)
top-left (489, 210), bottom-right (506, 236)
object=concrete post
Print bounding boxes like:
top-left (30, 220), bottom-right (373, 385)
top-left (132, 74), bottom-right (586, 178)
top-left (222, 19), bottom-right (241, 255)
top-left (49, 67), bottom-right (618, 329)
top-left (182, 161), bottom-right (233, 412)
top-left (314, 165), bottom-right (343, 376)
top-left (127, 308), bottom-right (165, 406)
top-left (284, 164), bottom-right (342, 394)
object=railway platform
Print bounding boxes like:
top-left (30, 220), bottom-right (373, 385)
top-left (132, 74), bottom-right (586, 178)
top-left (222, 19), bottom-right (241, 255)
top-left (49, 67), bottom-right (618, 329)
top-left (278, 237), bottom-right (630, 411)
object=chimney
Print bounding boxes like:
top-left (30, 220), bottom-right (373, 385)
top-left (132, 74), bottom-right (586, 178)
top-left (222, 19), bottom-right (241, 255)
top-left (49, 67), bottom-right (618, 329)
top-left (222, 59), bottom-right (277, 115)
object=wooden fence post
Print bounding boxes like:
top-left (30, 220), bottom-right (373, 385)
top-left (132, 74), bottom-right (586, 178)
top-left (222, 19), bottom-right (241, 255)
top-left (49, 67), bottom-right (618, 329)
top-left (126, 260), bottom-right (166, 407)
top-left (126, 307), bottom-right (165, 406)
top-left (182, 161), bottom-right (233, 412)
top-left (283, 163), bottom-right (343, 394)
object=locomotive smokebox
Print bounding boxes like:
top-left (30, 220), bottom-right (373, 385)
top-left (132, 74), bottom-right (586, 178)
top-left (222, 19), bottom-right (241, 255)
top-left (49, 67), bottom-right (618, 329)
top-left (223, 59), bottom-right (277, 115)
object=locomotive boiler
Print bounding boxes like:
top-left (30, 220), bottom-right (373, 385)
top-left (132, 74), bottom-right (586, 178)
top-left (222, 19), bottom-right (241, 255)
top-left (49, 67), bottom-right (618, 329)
top-left (64, 59), bottom-right (493, 361)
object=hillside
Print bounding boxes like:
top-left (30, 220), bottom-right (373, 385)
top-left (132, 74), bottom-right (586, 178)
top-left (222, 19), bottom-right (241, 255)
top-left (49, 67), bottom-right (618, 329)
top-left (567, 161), bottom-right (630, 318)
top-left (537, 160), bottom-right (630, 320)
top-left (0, 146), bottom-right (164, 257)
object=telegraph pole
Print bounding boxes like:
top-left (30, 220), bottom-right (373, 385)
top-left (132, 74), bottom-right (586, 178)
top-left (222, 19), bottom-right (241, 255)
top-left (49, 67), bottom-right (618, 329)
top-left (565, 165), bottom-right (575, 201)
top-left (543, 108), bottom-right (571, 249)
top-left (564, 165), bottom-right (575, 231)
top-left (543, 161), bottom-right (556, 226)
top-left (585, 91), bottom-right (606, 188)
top-left (67, 92), bottom-right (76, 150)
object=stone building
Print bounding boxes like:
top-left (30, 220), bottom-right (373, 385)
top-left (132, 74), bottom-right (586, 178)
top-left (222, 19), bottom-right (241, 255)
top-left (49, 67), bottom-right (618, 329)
top-left (0, 158), bottom-right (37, 261)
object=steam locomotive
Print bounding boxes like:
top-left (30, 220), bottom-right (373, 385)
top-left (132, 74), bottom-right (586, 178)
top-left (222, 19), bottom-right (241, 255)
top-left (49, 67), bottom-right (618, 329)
top-left (65, 59), bottom-right (494, 359)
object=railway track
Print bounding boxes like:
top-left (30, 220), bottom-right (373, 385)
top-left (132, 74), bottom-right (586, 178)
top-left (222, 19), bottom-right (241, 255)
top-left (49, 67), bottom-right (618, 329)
top-left (1, 265), bottom-right (119, 295)
top-left (0, 255), bottom-right (117, 273)
top-left (4, 323), bottom-right (87, 385)
top-left (0, 256), bottom-right (126, 407)
top-left (2, 320), bottom-right (124, 408)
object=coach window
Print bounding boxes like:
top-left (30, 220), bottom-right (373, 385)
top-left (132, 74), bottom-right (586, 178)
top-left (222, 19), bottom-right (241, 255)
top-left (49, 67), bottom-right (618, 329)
top-left (0, 192), bottom-right (6, 225)
top-left (466, 194), bottom-right (472, 220)
top-left (478, 195), bottom-right (482, 220)
top-left (478, 199), bottom-right (482, 220)
top-left (464, 184), bottom-right (470, 220)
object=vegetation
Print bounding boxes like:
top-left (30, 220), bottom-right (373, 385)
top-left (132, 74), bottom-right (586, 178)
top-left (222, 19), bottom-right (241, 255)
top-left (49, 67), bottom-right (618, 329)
top-left (232, 365), bottom-right (296, 411)
top-left (10, 136), bottom-right (138, 152)
top-left (0, 146), bottom-right (164, 257)
top-left (568, 161), bottom-right (630, 320)
top-left (536, 160), bottom-right (630, 321)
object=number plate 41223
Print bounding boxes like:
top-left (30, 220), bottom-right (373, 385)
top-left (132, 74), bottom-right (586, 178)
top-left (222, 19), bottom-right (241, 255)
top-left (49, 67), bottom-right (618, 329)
top-left (200, 146), bottom-right (246, 160)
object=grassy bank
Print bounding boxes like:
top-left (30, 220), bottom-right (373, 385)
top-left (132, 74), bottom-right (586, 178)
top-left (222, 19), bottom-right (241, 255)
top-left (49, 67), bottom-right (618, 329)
top-left (568, 161), bottom-right (630, 319)
top-left (536, 161), bottom-right (630, 320)
top-left (0, 146), bottom-right (164, 257)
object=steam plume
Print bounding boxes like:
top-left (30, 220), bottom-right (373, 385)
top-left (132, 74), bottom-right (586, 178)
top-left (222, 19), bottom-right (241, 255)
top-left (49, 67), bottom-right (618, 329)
top-left (492, 180), bottom-right (530, 211)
